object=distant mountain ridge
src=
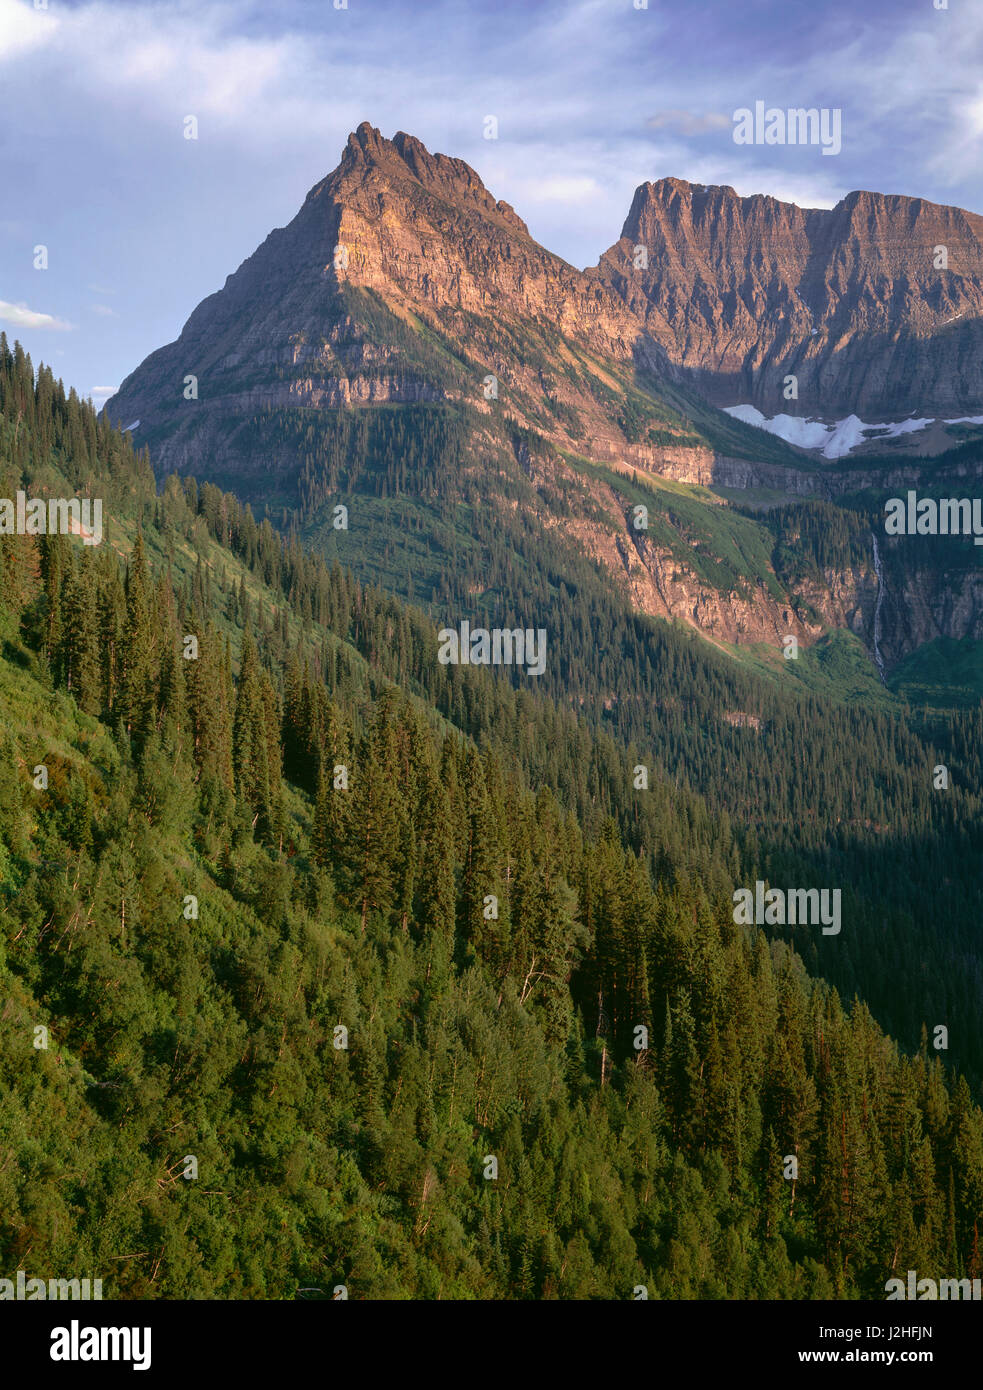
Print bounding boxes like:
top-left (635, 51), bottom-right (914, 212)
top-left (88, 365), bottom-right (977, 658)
top-left (108, 122), bottom-right (983, 447)
top-left (595, 178), bottom-right (983, 418)
top-left (104, 124), bottom-right (983, 683)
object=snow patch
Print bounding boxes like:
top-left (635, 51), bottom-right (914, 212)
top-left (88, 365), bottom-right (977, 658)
top-left (723, 405), bottom-right (975, 459)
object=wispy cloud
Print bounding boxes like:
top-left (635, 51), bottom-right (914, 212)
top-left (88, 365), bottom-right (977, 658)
top-left (0, 0), bottom-right (56, 59)
top-left (0, 0), bottom-right (337, 145)
top-left (0, 299), bottom-right (72, 330)
top-left (647, 111), bottom-right (731, 136)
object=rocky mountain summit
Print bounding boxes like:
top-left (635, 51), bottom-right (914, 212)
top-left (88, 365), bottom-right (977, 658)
top-left (109, 122), bottom-right (983, 470)
top-left (595, 179), bottom-right (983, 418)
top-left (106, 125), bottom-right (983, 681)
top-left (109, 123), bottom-right (678, 482)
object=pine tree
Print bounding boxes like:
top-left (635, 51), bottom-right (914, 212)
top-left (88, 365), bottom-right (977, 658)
top-left (233, 628), bottom-right (273, 838)
top-left (59, 552), bottom-right (100, 713)
top-left (119, 532), bottom-right (157, 750)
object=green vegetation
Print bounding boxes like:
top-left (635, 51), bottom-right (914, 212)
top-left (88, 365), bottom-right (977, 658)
top-left (715, 630), bottom-right (899, 710)
top-left (2, 337), bottom-right (983, 1300)
top-left (889, 637), bottom-right (983, 708)
top-left (571, 458), bottom-right (788, 603)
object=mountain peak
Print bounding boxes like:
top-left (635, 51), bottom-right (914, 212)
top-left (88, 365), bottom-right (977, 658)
top-left (106, 128), bottom-right (983, 449)
top-left (331, 122), bottom-right (529, 235)
top-left (620, 178), bottom-right (749, 240)
top-left (597, 171), bottom-right (983, 418)
top-left (647, 176), bottom-right (739, 199)
top-left (347, 120), bottom-right (388, 157)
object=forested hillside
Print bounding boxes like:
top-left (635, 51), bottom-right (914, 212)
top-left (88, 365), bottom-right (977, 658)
top-left (2, 339), bottom-right (982, 1299)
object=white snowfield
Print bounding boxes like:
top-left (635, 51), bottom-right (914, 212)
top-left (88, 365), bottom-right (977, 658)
top-left (723, 405), bottom-right (983, 460)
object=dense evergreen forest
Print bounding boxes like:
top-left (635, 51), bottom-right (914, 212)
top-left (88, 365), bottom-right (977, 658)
top-left (1, 337), bottom-right (982, 1299)
top-left (280, 402), bottom-right (983, 1079)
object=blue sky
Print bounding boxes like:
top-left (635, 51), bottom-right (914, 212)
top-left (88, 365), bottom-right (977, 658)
top-left (1, 0), bottom-right (980, 407)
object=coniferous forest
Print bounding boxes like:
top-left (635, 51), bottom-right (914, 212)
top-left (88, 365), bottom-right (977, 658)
top-left (2, 338), bottom-right (983, 1301)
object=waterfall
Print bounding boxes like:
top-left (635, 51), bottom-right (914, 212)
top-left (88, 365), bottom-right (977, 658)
top-left (870, 532), bottom-right (887, 684)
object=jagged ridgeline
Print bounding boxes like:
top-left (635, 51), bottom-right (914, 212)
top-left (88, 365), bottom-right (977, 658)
top-left (103, 123), bottom-right (983, 700)
top-left (2, 341), bottom-right (983, 1299)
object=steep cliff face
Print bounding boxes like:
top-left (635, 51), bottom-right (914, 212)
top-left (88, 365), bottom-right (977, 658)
top-left (320, 126), bottom-right (635, 352)
top-left (107, 123), bottom-right (679, 480)
top-left (873, 551), bottom-right (983, 664)
top-left (111, 125), bottom-right (983, 475)
top-left (519, 444), bottom-right (823, 649)
top-left (594, 179), bottom-right (983, 418)
top-left (656, 448), bottom-right (983, 498)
